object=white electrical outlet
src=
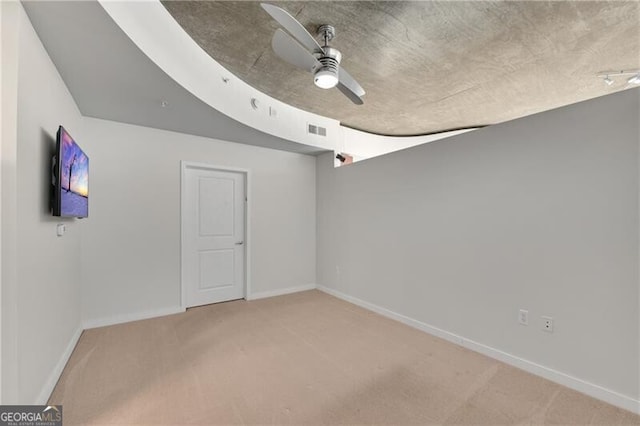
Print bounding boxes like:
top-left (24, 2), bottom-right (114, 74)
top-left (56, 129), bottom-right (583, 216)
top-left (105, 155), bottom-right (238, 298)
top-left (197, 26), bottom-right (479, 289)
top-left (542, 316), bottom-right (553, 332)
top-left (518, 309), bottom-right (529, 325)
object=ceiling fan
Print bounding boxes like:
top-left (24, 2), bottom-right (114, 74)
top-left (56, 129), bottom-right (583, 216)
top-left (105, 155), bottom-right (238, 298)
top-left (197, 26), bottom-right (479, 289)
top-left (261, 3), bottom-right (366, 105)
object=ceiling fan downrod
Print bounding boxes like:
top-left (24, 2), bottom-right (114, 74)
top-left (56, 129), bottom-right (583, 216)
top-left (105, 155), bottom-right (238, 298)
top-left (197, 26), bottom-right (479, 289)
top-left (314, 25), bottom-right (341, 89)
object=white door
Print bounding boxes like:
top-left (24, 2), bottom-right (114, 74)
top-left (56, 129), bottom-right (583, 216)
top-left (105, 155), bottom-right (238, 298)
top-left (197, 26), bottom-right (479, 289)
top-left (183, 165), bottom-right (245, 307)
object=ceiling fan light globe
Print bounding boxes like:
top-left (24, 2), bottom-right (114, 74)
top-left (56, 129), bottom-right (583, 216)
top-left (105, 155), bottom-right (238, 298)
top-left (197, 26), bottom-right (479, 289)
top-left (314, 70), bottom-right (339, 89)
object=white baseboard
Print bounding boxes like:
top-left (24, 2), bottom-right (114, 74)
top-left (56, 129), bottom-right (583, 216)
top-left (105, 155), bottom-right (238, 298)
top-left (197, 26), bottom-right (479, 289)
top-left (38, 306), bottom-right (186, 403)
top-left (36, 324), bottom-right (83, 404)
top-left (317, 285), bottom-right (640, 415)
top-left (247, 283), bottom-right (316, 301)
top-left (83, 306), bottom-right (186, 330)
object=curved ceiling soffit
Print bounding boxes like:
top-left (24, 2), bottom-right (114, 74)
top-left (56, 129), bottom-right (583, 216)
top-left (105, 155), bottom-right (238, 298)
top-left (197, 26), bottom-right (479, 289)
top-left (99, 0), bottom-right (484, 158)
top-left (98, 0), bottom-right (342, 151)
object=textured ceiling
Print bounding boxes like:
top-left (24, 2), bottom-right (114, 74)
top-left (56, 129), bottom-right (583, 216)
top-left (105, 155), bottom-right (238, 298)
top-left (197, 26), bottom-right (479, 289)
top-left (163, 1), bottom-right (640, 136)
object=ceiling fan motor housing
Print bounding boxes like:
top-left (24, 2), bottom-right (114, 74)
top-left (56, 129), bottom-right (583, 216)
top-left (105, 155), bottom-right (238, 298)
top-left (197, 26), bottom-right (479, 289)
top-left (261, 4), bottom-right (365, 103)
top-left (314, 47), bottom-right (342, 89)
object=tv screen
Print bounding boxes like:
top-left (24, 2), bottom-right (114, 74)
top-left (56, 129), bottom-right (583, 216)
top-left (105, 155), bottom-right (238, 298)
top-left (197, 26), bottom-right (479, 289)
top-left (52, 126), bottom-right (89, 218)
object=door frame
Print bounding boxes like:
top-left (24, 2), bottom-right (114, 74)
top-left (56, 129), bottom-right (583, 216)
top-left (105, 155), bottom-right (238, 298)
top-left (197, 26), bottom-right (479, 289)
top-left (180, 161), bottom-right (251, 309)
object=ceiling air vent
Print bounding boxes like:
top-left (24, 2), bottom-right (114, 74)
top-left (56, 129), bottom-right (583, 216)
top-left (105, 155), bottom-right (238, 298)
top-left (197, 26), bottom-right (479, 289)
top-left (308, 123), bottom-right (326, 136)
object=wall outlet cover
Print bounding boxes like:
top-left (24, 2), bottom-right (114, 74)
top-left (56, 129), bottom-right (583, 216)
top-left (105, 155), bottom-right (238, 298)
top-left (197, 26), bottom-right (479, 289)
top-left (518, 309), bottom-right (529, 325)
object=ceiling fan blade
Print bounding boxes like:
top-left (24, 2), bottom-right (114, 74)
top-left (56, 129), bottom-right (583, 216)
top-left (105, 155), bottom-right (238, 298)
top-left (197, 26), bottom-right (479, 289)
top-left (272, 29), bottom-right (321, 73)
top-left (261, 3), bottom-right (324, 54)
top-left (338, 67), bottom-right (366, 97)
top-left (337, 82), bottom-right (364, 105)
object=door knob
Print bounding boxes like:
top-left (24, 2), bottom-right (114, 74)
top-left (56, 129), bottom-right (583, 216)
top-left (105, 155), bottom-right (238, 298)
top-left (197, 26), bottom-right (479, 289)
top-left (235, 241), bottom-right (244, 245)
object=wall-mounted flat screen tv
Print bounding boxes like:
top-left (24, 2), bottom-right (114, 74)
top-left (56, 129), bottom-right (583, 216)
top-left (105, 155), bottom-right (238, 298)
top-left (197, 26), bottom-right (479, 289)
top-left (52, 126), bottom-right (89, 218)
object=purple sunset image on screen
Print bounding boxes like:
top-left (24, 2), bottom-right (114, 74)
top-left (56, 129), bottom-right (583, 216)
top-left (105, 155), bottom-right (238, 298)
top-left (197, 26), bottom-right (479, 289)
top-left (59, 128), bottom-right (88, 217)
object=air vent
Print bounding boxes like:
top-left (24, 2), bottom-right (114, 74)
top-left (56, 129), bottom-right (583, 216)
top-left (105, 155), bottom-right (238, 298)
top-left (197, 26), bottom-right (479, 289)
top-left (307, 124), bottom-right (326, 136)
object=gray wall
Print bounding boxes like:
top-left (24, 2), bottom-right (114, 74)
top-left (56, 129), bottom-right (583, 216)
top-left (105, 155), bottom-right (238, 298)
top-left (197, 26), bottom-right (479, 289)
top-left (2, 4), bottom-right (84, 403)
top-left (80, 116), bottom-right (317, 325)
top-left (317, 89), bottom-right (640, 399)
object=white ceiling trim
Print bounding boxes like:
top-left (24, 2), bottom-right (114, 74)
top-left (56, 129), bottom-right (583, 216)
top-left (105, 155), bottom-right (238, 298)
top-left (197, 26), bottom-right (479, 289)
top-left (340, 127), bottom-right (479, 163)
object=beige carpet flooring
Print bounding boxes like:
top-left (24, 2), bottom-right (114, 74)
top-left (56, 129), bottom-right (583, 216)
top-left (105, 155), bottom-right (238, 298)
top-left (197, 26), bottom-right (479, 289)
top-left (50, 290), bottom-right (639, 425)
